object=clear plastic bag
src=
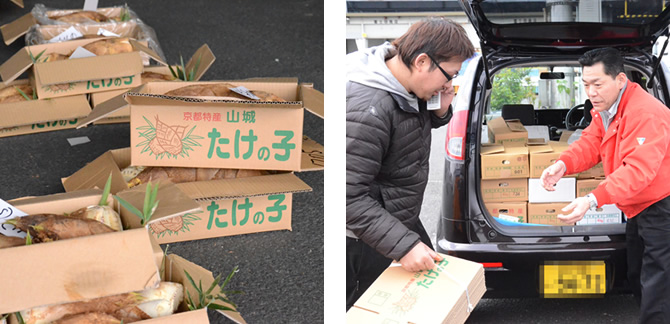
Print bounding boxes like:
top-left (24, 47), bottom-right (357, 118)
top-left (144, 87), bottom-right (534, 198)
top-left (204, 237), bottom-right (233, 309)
top-left (25, 4), bottom-right (165, 63)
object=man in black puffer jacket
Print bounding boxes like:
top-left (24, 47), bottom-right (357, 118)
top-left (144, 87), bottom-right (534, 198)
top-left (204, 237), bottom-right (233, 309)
top-left (346, 17), bottom-right (475, 310)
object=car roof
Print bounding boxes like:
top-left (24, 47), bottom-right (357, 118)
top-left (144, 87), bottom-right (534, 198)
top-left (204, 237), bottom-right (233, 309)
top-left (459, 0), bottom-right (670, 55)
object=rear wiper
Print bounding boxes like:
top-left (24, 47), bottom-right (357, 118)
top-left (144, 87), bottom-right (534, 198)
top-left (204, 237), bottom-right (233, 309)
top-left (647, 34), bottom-right (670, 88)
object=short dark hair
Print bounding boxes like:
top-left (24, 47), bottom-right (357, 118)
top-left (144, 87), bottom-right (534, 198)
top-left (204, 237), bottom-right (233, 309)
top-left (578, 47), bottom-right (625, 78)
top-left (392, 17), bottom-right (475, 70)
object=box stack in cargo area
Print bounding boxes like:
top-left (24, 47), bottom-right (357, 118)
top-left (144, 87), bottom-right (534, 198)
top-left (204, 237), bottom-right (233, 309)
top-left (482, 117), bottom-right (622, 226)
top-left (481, 117), bottom-right (530, 224)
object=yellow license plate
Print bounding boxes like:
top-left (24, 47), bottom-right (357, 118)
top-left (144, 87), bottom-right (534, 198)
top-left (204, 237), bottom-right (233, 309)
top-left (540, 261), bottom-right (606, 298)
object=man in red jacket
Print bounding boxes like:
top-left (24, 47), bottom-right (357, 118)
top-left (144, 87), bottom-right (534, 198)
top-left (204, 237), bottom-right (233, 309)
top-left (540, 47), bottom-right (670, 323)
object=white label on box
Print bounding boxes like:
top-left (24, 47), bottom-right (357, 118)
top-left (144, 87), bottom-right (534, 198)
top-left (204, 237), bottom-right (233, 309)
top-left (229, 86), bottom-right (261, 100)
top-left (49, 26), bottom-right (84, 43)
top-left (528, 177), bottom-right (576, 203)
top-left (577, 204), bottom-right (622, 225)
top-left (97, 28), bottom-right (121, 37)
top-left (427, 92), bottom-right (441, 110)
top-left (83, 0), bottom-right (99, 11)
top-left (0, 198), bottom-right (27, 238)
top-left (498, 213), bottom-right (520, 222)
top-left (69, 47), bottom-right (97, 59)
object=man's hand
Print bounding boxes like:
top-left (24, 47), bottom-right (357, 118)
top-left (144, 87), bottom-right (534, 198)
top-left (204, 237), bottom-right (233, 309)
top-left (398, 242), bottom-right (443, 272)
top-left (540, 162), bottom-right (565, 191)
top-left (557, 197), bottom-right (590, 224)
top-left (433, 82), bottom-right (455, 118)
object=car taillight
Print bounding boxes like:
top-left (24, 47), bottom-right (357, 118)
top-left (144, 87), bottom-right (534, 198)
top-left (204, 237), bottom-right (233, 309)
top-left (445, 109), bottom-right (468, 160)
top-left (480, 262), bottom-right (503, 268)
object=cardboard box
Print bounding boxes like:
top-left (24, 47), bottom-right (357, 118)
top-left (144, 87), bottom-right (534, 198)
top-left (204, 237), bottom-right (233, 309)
top-left (576, 178), bottom-right (604, 197)
top-left (347, 254), bottom-right (485, 324)
top-left (481, 178), bottom-right (528, 202)
top-left (0, 79), bottom-right (91, 137)
top-left (91, 45), bottom-right (216, 124)
top-left (62, 142), bottom-right (323, 243)
top-left (487, 117), bottom-right (527, 146)
top-left (485, 201), bottom-right (527, 223)
top-left (528, 177), bottom-right (575, 203)
top-left (576, 204), bottom-right (623, 225)
top-left (528, 141), bottom-right (570, 178)
top-left (0, 190), bottom-right (244, 323)
top-left (527, 203), bottom-right (573, 226)
top-left (480, 144), bottom-right (529, 179)
top-left (577, 162), bottom-right (605, 179)
top-left (0, 189), bottom-right (165, 314)
top-left (77, 79), bottom-right (324, 171)
top-left (0, 37), bottom-right (165, 99)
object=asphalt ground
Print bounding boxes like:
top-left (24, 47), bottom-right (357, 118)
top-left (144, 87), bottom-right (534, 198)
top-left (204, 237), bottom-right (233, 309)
top-left (0, 1), bottom-right (324, 323)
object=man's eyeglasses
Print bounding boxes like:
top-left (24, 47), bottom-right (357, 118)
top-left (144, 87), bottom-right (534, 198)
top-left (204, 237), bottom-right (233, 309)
top-left (427, 54), bottom-right (458, 82)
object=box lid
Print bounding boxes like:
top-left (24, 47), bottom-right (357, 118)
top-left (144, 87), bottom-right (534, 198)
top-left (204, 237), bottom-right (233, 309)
top-left (0, 85), bottom-right (91, 128)
top-left (0, 190), bottom-right (162, 314)
top-left (0, 37), bottom-right (165, 85)
top-left (300, 83), bottom-right (324, 119)
top-left (0, 12), bottom-right (35, 45)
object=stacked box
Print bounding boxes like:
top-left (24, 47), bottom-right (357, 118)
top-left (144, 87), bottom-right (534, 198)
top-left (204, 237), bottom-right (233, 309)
top-left (487, 117), bottom-right (528, 146)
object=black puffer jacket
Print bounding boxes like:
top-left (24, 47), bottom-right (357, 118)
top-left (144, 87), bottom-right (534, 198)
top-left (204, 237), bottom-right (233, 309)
top-left (346, 81), bottom-right (452, 261)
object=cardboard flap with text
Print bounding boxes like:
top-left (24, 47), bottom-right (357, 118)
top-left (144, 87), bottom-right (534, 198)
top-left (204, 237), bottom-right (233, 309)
top-left (0, 80), bottom-right (91, 128)
top-left (0, 37), bottom-right (166, 85)
top-left (0, 190), bottom-right (162, 314)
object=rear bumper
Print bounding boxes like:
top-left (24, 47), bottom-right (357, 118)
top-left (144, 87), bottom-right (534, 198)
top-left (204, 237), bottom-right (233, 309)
top-left (436, 239), bottom-right (630, 298)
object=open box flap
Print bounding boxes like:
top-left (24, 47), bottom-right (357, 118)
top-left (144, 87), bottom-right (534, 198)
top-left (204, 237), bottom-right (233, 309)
top-left (175, 172), bottom-right (312, 201)
top-left (300, 83), bottom-right (324, 119)
top-left (300, 136), bottom-right (324, 171)
top-left (1, 12), bottom-right (34, 45)
top-left (35, 51), bottom-right (143, 85)
top-left (184, 43), bottom-right (216, 82)
top-left (115, 181), bottom-right (203, 229)
top-left (0, 47), bottom-right (35, 84)
top-left (77, 85), bottom-right (140, 128)
top-left (62, 150), bottom-right (129, 194)
top-left (0, 93), bottom-right (91, 128)
top-left (128, 38), bottom-right (167, 66)
top-left (162, 254), bottom-right (246, 324)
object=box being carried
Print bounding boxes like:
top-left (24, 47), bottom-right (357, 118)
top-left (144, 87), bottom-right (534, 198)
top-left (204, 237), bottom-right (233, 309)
top-left (347, 253), bottom-right (485, 324)
top-left (528, 177), bottom-right (575, 203)
top-left (78, 79), bottom-right (324, 171)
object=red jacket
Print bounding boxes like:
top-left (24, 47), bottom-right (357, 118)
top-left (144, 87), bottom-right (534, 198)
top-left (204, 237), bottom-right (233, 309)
top-left (559, 81), bottom-right (670, 218)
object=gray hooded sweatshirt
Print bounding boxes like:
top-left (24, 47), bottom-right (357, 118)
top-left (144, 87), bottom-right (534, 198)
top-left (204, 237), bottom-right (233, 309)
top-left (345, 43), bottom-right (451, 261)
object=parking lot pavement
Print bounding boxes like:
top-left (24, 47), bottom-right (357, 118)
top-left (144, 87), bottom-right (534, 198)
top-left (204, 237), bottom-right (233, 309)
top-left (0, 1), bottom-right (323, 322)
